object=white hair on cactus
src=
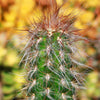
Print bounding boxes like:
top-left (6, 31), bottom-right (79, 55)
top-left (59, 50), bottom-right (64, 60)
top-left (46, 46), bottom-right (51, 55)
top-left (47, 60), bottom-right (52, 67)
top-left (59, 65), bottom-right (65, 72)
top-left (45, 88), bottom-right (50, 96)
top-left (36, 37), bottom-right (42, 48)
top-left (45, 74), bottom-right (50, 81)
top-left (57, 37), bottom-right (63, 46)
top-left (31, 93), bottom-right (35, 100)
top-left (61, 78), bottom-right (66, 86)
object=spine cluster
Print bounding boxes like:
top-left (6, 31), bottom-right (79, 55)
top-left (21, 31), bottom-right (87, 100)
top-left (20, 2), bottom-right (89, 100)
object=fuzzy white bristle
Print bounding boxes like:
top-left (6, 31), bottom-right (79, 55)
top-left (45, 74), bottom-right (50, 81)
top-left (34, 65), bottom-right (37, 72)
top-left (59, 50), bottom-right (64, 60)
top-left (36, 37), bottom-right (42, 48)
top-left (47, 60), bottom-right (52, 67)
top-left (48, 31), bottom-right (53, 37)
top-left (31, 79), bottom-right (36, 87)
top-left (61, 78), bottom-right (66, 86)
top-left (46, 46), bottom-right (51, 55)
top-left (31, 93), bottom-right (35, 100)
top-left (59, 65), bottom-right (65, 72)
top-left (45, 88), bottom-right (50, 96)
top-left (34, 51), bottom-right (39, 58)
top-left (57, 37), bottom-right (62, 45)
top-left (62, 93), bottom-right (66, 100)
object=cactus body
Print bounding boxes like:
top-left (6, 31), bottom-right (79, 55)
top-left (21, 2), bottom-right (88, 100)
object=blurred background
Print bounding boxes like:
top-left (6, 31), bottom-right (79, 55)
top-left (0, 0), bottom-right (100, 100)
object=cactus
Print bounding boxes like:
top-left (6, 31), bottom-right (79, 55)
top-left (20, 1), bottom-right (90, 100)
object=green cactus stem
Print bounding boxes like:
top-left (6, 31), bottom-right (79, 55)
top-left (20, 1), bottom-right (90, 100)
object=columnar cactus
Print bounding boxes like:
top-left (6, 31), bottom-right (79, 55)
top-left (20, 1), bottom-right (89, 100)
